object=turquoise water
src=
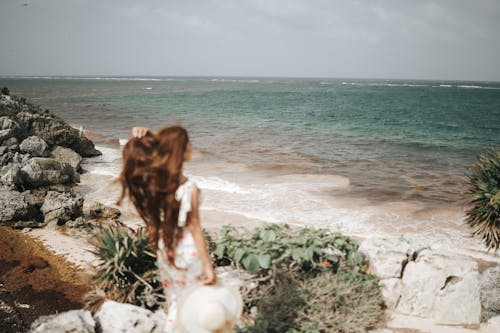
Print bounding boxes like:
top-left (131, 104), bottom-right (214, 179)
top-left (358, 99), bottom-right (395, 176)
top-left (3, 77), bottom-right (500, 205)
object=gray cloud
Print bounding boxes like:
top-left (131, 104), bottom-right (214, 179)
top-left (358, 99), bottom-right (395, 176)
top-left (1, 0), bottom-right (499, 80)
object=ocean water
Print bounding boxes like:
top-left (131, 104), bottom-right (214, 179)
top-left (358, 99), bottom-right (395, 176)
top-left (2, 77), bottom-right (500, 259)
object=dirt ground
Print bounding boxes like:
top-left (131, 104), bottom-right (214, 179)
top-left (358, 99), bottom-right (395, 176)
top-left (0, 226), bottom-right (91, 333)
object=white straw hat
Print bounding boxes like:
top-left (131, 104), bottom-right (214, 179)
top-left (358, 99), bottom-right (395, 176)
top-left (177, 282), bottom-right (243, 333)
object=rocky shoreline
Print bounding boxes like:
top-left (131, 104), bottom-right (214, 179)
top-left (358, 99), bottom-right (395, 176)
top-left (0, 88), bottom-right (120, 332)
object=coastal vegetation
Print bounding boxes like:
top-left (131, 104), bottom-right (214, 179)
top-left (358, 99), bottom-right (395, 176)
top-left (465, 147), bottom-right (500, 251)
top-left (87, 223), bottom-right (385, 332)
top-left (87, 222), bottom-right (164, 311)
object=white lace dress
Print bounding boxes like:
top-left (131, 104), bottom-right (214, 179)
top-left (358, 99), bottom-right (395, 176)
top-left (157, 180), bottom-right (203, 332)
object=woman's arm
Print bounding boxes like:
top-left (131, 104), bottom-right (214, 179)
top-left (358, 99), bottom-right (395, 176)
top-left (187, 185), bottom-right (216, 285)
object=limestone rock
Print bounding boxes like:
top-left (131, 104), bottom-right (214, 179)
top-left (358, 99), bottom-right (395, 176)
top-left (51, 146), bottom-right (83, 171)
top-left (0, 116), bottom-right (19, 131)
top-left (66, 217), bottom-right (87, 228)
top-left (0, 188), bottom-right (28, 222)
top-left (0, 128), bottom-right (13, 144)
top-left (379, 278), bottom-right (402, 310)
top-left (15, 111), bottom-right (101, 157)
top-left (358, 236), bottom-right (429, 279)
top-left (94, 300), bottom-right (166, 333)
top-left (480, 265), bottom-right (500, 320)
top-left (1, 164), bottom-right (23, 188)
top-left (396, 249), bottom-right (481, 325)
top-left (0, 151), bottom-right (14, 166)
top-left (85, 201), bottom-right (121, 219)
top-left (0, 117), bottom-right (21, 145)
top-left (40, 191), bottom-right (83, 226)
top-left (29, 309), bottom-right (95, 333)
top-left (21, 157), bottom-right (77, 187)
top-left (4, 137), bottom-right (19, 151)
top-left (12, 152), bottom-right (30, 164)
top-left (19, 136), bottom-right (49, 157)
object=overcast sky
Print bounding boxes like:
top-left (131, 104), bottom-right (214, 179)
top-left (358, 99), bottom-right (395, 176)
top-left (1, 0), bottom-right (499, 81)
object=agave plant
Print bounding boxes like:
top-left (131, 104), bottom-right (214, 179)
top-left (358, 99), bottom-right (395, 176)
top-left (88, 222), bottom-right (164, 310)
top-left (465, 147), bottom-right (500, 251)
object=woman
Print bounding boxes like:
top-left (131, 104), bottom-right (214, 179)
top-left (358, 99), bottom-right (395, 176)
top-left (118, 125), bottom-right (216, 332)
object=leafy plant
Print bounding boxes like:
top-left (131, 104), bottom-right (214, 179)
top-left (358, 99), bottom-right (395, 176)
top-left (213, 224), bottom-right (364, 276)
top-left (1, 86), bottom-right (9, 95)
top-left (465, 147), bottom-right (500, 251)
top-left (87, 222), bottom-right (163, 310)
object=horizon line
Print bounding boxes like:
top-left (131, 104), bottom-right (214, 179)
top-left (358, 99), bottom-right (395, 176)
top-left (1, 74), bottom-right (499, 83)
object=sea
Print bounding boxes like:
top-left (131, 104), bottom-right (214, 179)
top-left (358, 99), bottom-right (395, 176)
top-left (2, 76), bottom-right (500, 261)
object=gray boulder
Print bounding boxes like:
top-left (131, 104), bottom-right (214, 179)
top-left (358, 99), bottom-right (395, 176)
top-left (85, 201), bottom-right (121, 219)
top-left (29, 309), bottom-right (95, 333)
top-left (3, 137), bottom-right (19, 151)
top-left (21, 157), bottom-right (77, 187)
top-left (358, 236), bottom-right (429, 279)
top-left (0, 129), bottom-right (12, 144)
top-left (396, 249), bottom-right (481, 325)
top-left (0, 117), bottom-right (21, 144)
top-left (15, 112), bottom-right (101, 157)
top-left (40, 191), bottom-right (83, 226)
top-left (1, 164), bottom-right (23, 188)
top-left (20, 136), bottom-right (49, 157)
top-left (0, 151), bottom-right (14, 166)
top-left (480, 265), bottom-right (500, 320)
top-left (0, 116), bottom-right (19, 131)
top-left (94, 300), bottom-right (166, 333)
top-left (0, 188), bottom-right (28, 222)
top-left (378, 278), bottom-right (402, 310)
top-left (12, 152), bottom-right (30, 164)
top-left (51, 145), bottom-right (83, 171)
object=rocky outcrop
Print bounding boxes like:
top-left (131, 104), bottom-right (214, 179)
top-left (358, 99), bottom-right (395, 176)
top-left (359, 236), bottom-right (484, 326)
top-left (51, 146), bottom-right (83, 171)
top-left (21, 157), bottom-right (77, 187)
top-left (19, 136), bottom-right (49, 157)
top-left (359, 236), bottom-right (429, 279)
top-left (480, 265), bottom-right (500, 320)
top-left (0, 188), bottom-right (29, 222)
top-left (397, 249), bottom-right (480, 325)
top-left (15, 111), bottom-right (100, 157)
top-left (0, 92), bottom-right (100, 157)
top-left (41, 191), bottom-right (83, 226)
top-left (0, 90), bottom-right (99, 228)
top-left (29, 301), bottom-right (167, 333)
top-left (85, 201), bottom-right (121, 219)
top-left (95, 301), bottom-right (167, 333)
top-left (29, 310), bottom-right (95, 333)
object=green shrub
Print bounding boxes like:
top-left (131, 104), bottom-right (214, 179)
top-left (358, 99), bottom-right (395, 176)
top-left (213, 224), bottom-right (364, 275)
top-left (1, 86), bottom-right (9, 96)
top-left (465, 147), bottom-right (500, 251)
top-left (241, 271), bottom-right (385, 333)
top-left (88, 222), bottom-right (163, 310)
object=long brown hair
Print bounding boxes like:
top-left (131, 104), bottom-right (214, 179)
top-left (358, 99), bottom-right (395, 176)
top-left (118, 125), bottom-right (190, 266)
